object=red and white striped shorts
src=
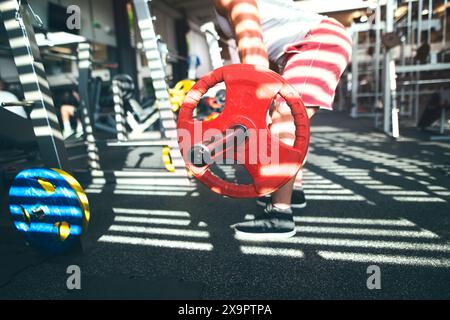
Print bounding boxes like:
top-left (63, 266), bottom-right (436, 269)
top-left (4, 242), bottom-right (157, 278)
top-left (281, 17), bottom-right (352, 110)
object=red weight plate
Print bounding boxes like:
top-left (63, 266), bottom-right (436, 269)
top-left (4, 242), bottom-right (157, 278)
top-left (177, 64), bottom-right (309, 198)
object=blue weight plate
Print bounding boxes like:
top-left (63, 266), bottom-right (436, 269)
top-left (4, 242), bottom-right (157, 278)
top-left (9, 168), bottom-right (84, 253)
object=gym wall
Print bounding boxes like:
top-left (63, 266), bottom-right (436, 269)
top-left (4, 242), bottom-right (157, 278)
top-left (28, 0), bottom-right (117, 47)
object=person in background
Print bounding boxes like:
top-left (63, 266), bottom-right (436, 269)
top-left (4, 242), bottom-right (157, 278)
top-left (213, 0), bottom-right (352, 239)
top-left (60, 86), bottom-right (83, 139)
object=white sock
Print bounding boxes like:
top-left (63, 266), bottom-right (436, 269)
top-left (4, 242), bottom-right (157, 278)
top-left (63, 121), bottom-right (71, 132)
top-left (76, 122), bottom-right (83, 133)
top-left (272, 203), bottom-right (292, 211)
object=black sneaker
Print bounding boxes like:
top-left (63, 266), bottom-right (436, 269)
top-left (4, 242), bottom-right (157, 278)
top-left (256, 195), bottom-right (271, 207)
top-left (256, 189), bottom-right (307, 209)
top-left (232, 204), bottom-right (296, 240)
top-left (291, 189), bottom-right (307, 209)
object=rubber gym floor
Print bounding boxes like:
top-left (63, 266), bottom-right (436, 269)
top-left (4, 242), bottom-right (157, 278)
top-left (1, 111), bottom-right (449, 299)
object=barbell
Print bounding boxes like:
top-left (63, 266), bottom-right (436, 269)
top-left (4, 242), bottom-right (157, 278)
top-left (0, 101), bottom-right (36, 108)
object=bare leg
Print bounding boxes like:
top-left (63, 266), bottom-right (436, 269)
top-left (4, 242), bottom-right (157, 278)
top-left (270, 106), bottom-right (317, 209)
top-left (60, 104), bottom-right (75, 123)
top-left (76, 118), bottom-right (83, 135)
top-left (60, 105), bottom-right (76, 138)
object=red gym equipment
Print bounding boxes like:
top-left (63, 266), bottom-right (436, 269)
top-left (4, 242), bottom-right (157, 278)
top-left (177, 64), bottom-right (310, 198)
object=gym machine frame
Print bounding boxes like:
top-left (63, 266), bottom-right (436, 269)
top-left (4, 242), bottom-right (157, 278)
top-left (0, 0), bottom-right (70, 170)
top-left (75, 2), bottom-right (188, 185)
top-left (352, 0), bottom-right (449, 139)
top-left (108, 1), bottom-right (185, 150)
top-left (393, 0), bottom-right (450, 140)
